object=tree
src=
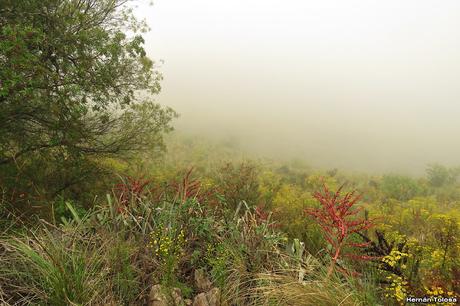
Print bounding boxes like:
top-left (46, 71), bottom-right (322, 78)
top-left (426, 164), bottom-right (459, 188)
top-left (0, 0), bottom-right (177, 198)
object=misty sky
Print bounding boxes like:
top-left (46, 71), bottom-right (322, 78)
top-left (135, 0), bottom-right (460, 175)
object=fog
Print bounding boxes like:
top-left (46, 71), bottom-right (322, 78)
top-left (135, 0), bottom-right (460, 175)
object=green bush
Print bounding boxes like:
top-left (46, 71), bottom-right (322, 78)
top-left (381, 174), bottom-right (423, 201)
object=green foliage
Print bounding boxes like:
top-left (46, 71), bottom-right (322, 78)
top-left (2, 133), bottom-right (460, 305)
top-left (3, 169), bottom-right (366, 305)
top-left (305, 172), bottom-right (339, 191)
top-left (370, 195), bottom-right (460, 304)
top-left (381, 174), bottom-right (423, 201)
top-left (5, 1), bottom-right (460, 304)
top-left (107, 239), bottom-right (139, 303)
top-left (0, 0), bottom-right (176, 200)
top-left (216, 162), bottom-right (261, 211)
top-left (205, 242), bottom-right (233, 288)
top-left (271, 184), bottom-right (322, 252)
top-left (52, 196), bottom-right (86, 224)
top-left (0, 227), bottom-right (110, 305)
top-left (426, 164), bottom-right (460, 187)
top-left (148, 224), bottom-right (186, 285)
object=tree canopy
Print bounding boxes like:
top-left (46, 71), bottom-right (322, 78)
top-left (0, 0), bottom-right (176, 199)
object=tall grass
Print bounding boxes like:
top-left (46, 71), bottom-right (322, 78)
top-left (0, 226), bottom-right (111, 305)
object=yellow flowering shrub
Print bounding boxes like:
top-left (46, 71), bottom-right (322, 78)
top-left (147, 224), bottom-right (186, 284)
top-left (384, 274), bottom-right (408, 305)
top-left (382, 250), bottom-right (408, 268)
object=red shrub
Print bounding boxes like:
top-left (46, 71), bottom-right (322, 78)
top-left (171, 167), bottom-right (201, 204)
top-left (306, 184), bottom-right (377, 276)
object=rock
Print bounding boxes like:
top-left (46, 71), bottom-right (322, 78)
top-left (206, 288), bottom-right (221, 306)
top-left (194, 269), bottom-right (212, 292)
top-left (148, 284), bottom-right (168, 306)
top-left (192, 293), bottom-right (208, 306)
top-left (171, 287), bottom-right (184, 306)
top-left (192, 288), bottom-right (221, 306)
top-left (148, 280), bottom-right (219, 306)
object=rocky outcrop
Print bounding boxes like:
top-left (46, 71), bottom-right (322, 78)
top-left (192, 269), bottom-right (220, 306)
top-left (192, 288), bottom-right (221, 306)
top-left (148, 285), bottom-right (190, 306)
top-left (171, 287), bottom-right (185, 305)
top-left (148, 284), bottom-right (168, 306)
top-left (148, 270), bottom-right (220, 306)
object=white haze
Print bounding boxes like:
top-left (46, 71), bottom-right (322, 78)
top-left (135, 0), bottom-right (460, 175)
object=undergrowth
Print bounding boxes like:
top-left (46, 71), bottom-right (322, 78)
top-left (0, 169), bottom-right (377, 305)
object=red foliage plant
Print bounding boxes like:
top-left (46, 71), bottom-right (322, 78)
top-left (113, 176), bottom-right (151, 213)
top-left (171, 167), bottom-right (201, 204)
top-left (255, 205), bottom-right (270, 222)
top-left (255, 204), bottom-right (280, 228)
top-left (170, 167), bottom-right (220, 207)
top-left (305, 184), bottom-right (377, 276)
